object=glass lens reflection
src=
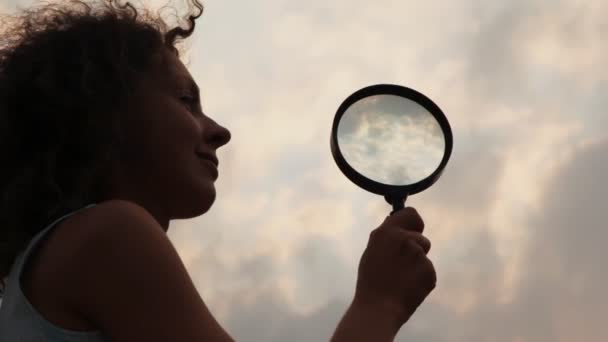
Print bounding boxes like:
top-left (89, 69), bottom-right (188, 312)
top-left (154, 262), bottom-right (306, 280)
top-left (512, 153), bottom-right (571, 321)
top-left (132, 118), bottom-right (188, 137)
top-left (337, 94), bottom-right (445, 186)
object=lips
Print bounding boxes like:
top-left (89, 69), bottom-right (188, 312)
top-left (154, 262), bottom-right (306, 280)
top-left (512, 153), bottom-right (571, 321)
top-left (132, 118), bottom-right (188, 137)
top-left (195, 152), bottom-right (219, 167)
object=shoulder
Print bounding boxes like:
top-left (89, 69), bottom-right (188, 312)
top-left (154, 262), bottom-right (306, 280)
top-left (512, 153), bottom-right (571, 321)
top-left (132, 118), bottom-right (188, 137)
top-left (53, 200), bottom-right (166, 274)
top-left (20, 200), bottom-right (166, 330)
top-left (55, 199), bottom-right (173, 304)
top-left (59, 199), bottom-right (175, 295)
top-left (56, 200), bottom-right (174, 321)
top-left (75, 199), bottom-right (158, 232)
top-left (51, 199), bottom-right (158, 249)
top-left (57, 200), bottom-right (232, 340)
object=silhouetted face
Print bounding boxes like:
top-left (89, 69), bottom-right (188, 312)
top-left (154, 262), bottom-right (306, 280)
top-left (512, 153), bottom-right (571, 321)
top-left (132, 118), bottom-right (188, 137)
top-left (105, 48), bottom-right (231, 224)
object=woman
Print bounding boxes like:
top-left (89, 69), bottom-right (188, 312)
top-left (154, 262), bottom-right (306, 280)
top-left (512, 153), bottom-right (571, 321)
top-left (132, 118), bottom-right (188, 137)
top-left (0, 1), bottom-right (436, 341)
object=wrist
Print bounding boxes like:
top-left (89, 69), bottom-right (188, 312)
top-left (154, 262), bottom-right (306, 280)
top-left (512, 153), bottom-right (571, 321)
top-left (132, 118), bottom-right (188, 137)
top-left (350, 296), bottom-right (407, 332)
top-left (331, 298), bottom-right (403, 342)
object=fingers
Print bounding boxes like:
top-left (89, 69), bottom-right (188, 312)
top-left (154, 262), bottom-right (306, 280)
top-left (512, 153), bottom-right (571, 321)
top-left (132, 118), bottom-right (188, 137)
top-left (382, 207), bottom-right (424, 233)
top-left (377, 207), bottom-right (429, 254)
top-left (369, 226), bottom-right (431, 255)
top-left (417, 256), bottom-right (437, 292)
top-left (401, 239), bottom-right (437, 291)
top-left (404, 231), bottom-right (431, 254)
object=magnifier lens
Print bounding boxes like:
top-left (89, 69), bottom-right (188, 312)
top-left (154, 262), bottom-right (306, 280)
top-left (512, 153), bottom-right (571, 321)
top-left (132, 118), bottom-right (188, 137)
top-left (337, 94), bottom-right (445, 186)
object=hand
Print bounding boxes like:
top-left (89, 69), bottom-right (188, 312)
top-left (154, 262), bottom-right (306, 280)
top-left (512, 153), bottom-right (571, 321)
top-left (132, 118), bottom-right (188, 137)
top-left (353, 207), bottom-right (436, 329)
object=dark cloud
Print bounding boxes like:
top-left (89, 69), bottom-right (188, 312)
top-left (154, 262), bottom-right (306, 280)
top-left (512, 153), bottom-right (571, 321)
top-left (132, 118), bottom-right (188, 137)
top-left (407, 139), bottom-right (608, 341)
top-left (225, 289), bottom-right (348, 342)
top-left (511, 140), bottom-right (608, 340)
top-left (223, 234), bottom-right (354, 342)
top-left (219, 225), bottom-right (507, 342)
top-left (462, 0), bottom-right (608, 121)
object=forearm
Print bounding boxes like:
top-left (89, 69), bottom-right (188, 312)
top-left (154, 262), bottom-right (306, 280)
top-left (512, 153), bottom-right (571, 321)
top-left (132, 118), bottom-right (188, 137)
top-left (330, 300), bottom-right (402, 342)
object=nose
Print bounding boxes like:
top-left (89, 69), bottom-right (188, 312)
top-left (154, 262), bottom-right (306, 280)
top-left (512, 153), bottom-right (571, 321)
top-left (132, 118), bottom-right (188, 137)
top-left (204, 117), bottom-right (231, 149)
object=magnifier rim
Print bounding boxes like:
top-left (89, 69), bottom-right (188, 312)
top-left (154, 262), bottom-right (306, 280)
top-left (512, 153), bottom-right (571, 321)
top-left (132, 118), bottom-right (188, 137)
top-left (330, 83), bottom-right (453, 197)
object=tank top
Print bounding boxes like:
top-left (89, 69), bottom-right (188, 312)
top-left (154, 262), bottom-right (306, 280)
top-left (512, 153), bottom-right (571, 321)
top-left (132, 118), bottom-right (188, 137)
top-left (0, 203), bottom-right (107, 341)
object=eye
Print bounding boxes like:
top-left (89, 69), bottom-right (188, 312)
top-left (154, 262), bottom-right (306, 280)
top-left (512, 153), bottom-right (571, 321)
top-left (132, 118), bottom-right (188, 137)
top-left (180, 95), bottom-right (199, 113)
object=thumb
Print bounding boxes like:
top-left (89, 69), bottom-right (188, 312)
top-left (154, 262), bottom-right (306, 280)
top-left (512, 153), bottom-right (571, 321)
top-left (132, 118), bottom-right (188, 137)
top-left (381, 207), bottom-right (425, 233)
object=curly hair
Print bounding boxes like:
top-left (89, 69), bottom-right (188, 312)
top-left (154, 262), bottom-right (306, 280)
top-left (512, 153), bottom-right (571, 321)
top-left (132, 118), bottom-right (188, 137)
top-left (0, 0), bottom-right (204, 296)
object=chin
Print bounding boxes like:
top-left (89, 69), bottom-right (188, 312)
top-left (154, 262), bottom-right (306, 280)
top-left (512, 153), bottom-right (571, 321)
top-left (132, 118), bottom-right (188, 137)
top-left (197, 193), bottom-right (216, 215)
top-left (192, 185), bottom-right (216, 217)
top-left (173, 184), bottom-right (216, 219)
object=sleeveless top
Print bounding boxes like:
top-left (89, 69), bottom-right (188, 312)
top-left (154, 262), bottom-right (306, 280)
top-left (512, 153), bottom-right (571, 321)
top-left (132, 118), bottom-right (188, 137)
top-left (0, 203), bottom-right (108, 341)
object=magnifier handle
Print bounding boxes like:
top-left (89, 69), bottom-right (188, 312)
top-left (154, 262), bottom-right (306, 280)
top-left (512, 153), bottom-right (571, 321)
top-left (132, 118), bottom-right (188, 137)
top-left (385, 193), bottom-right (408, 216)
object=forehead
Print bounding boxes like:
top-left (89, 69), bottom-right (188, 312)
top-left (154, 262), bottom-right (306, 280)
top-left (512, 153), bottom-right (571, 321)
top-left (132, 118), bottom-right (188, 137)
top-left (157, 50), bottom-right (193, 86)
top-left (128, 50), bottom-right (199, 110)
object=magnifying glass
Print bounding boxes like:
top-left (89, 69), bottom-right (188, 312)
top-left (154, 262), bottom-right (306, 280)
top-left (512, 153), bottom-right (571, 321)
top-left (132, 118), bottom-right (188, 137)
top-left (330, 84), bottom-right (453, 216)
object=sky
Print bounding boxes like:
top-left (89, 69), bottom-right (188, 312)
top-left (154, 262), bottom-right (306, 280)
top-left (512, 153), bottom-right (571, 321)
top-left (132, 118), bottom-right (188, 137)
top-left (1, 0), bottom-right (608, 341)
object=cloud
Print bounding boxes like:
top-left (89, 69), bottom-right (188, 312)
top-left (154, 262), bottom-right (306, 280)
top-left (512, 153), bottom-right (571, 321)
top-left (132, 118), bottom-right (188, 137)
top-left (189, 0), bottom-right (608, 340)
top-left (225, 289), bottom-right (348, 342)
top-left (2, 0), bottom-right (607, 340)
top-left (511, 139), bottom-right (608, 341)
top-left (338, 94), bottom-right (446, 185)
top-left (178, 0), bottom-right (606, 340)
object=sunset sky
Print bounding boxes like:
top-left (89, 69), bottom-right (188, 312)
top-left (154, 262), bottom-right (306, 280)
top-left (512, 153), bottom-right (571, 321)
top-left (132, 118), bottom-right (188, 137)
top-left (2, 0), bottom-right (607, 341)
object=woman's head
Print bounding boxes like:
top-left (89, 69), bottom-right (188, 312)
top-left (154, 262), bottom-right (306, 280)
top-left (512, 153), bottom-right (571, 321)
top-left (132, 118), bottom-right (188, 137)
top-left (105, 47), bottom-right (231, 224)
top-left (0, 0), bottom-right (230, 292)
